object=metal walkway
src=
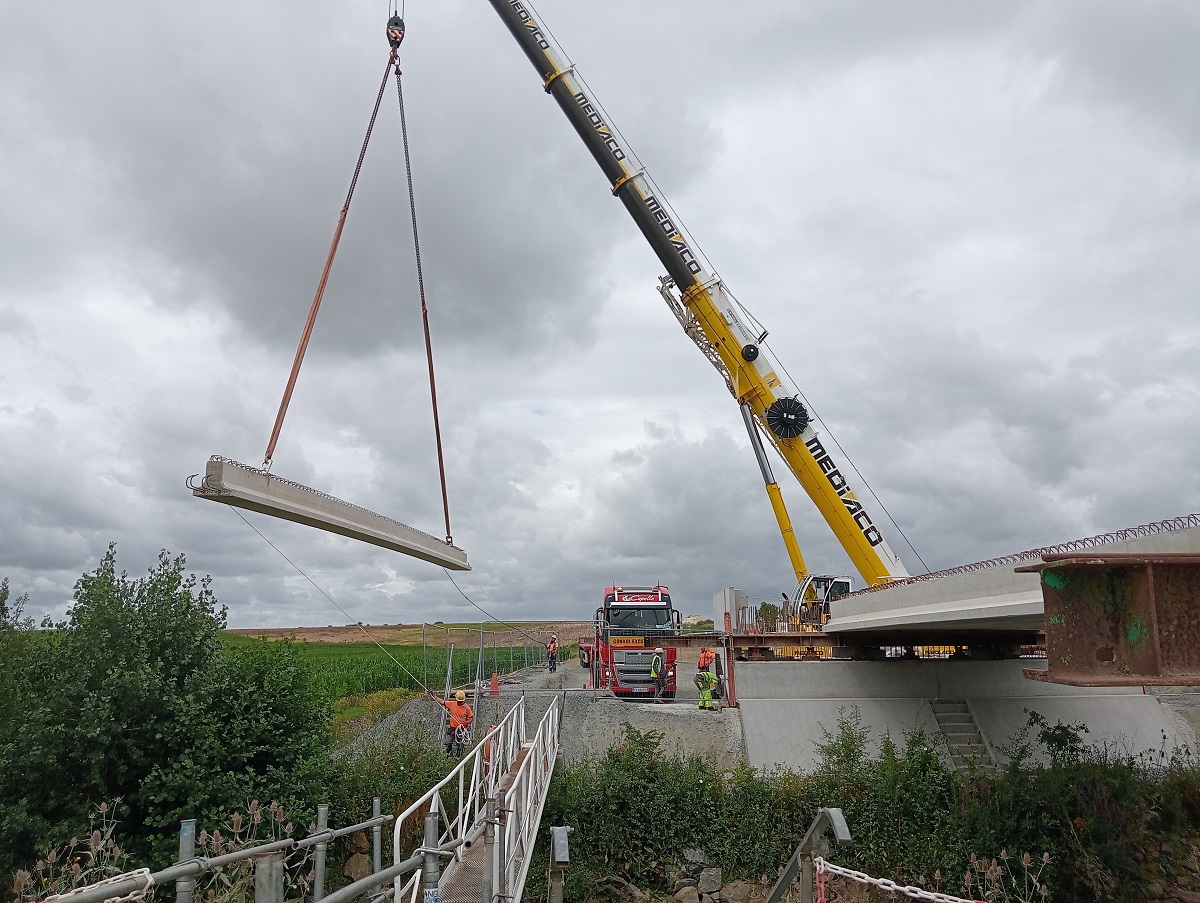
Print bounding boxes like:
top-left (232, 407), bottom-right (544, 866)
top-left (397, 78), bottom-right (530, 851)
top-left (391, 695), bottom-right (561, 903)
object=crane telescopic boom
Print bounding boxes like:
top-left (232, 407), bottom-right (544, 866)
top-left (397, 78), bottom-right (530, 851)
top-left (486, 0), bottom-right (908, 586)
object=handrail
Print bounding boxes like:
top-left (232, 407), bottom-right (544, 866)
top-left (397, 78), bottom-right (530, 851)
top-left (391, 698), bottom-right (527, 881)
top-left (496, 695), bottom-right (561, 903)
top-left (296, 813), bottom-right (393, 849)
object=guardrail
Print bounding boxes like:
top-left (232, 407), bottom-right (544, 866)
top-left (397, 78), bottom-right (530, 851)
top-left (391, 697), bottom-right (527, 883)
top-left (40, 800), bottom-right (398, 903)
top-left (495, 695), bottom-right (561, 903)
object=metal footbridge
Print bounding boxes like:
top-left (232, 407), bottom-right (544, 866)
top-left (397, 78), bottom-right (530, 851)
top-left (390, 695), bottom-right (561, 903)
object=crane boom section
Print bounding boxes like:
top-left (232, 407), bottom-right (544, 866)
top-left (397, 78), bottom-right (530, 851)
top-left (487, 0), bottom-right (908, 585)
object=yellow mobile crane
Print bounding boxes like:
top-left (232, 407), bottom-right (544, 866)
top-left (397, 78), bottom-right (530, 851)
top-left (486, 1), bottom-right (911, 597)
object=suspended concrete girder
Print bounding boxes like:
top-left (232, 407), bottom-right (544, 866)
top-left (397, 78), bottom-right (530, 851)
top-left (190, 457), bottom-right (470, 570)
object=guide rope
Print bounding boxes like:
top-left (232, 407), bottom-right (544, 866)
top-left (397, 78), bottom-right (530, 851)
top-left (814, 858), bottom-right (983, 903)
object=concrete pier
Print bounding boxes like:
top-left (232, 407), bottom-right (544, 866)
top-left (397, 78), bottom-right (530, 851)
top-left (736, 659), bottom-right (1187, 772)
top-left (191, 457), bottom-right (470, 570)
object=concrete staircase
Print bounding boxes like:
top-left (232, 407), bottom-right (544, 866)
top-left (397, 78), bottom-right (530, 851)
top-left (930, 699), bottom-right (996, 773)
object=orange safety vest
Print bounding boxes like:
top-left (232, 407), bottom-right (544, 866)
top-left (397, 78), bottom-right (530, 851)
top-left (548, 640), bottom-right (559, 655)
top-left (445, 700), bottom-right (474, 729)
top-left (698, 648), bottom-right (715, 669)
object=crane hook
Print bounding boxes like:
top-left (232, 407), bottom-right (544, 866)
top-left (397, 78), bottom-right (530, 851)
top-left (387, 15), bottom-right (405, 49)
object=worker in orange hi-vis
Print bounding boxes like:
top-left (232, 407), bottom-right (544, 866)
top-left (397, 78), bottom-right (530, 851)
top-left (546, 634), bottom-right (560, 673)
top-left (429, 689), bottom-right (474, 756)
top-left (697, 645), bottom-right (716, 675)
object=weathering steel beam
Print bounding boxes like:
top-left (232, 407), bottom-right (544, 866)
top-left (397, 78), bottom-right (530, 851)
top-left (1019, 553), bottom-right (1200, 686)
top-left (191, 457), bottom-right (470, 570)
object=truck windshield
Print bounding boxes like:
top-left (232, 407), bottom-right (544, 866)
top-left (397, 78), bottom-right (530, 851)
top-left (607, 608), bottom-right (672, 630)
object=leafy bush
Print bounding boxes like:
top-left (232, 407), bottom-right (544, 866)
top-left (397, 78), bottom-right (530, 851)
top-left (0, 545), bottom-right (333, 876)
top-left (532, 709), bottom-right (1200, 903)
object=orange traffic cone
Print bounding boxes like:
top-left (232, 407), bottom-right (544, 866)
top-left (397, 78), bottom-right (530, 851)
top-left (490, 671), bottom-right (500, 697)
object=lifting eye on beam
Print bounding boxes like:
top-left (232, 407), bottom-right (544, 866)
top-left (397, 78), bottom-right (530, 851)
top-left (189, 458), bottom-right (470, 570)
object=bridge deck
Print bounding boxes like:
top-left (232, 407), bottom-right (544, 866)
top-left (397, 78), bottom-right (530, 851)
top-left (439, 840), bottom-right (487, 903)
top-left (437, 744), bottom-right (533, 903)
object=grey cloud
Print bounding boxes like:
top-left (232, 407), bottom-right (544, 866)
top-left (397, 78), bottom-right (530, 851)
top-left (2, 2), bottom-right (1198, 629)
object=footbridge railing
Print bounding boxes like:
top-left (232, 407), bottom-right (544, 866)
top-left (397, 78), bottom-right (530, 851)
top-left (392, 694), bottom-right (561, 903)
top-left (391, 695), bottom-right (528, 874)
top-left (494, 694), bottom-right (561, 902)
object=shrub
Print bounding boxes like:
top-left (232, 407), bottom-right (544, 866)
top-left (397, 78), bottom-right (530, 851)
top-left (0, 545), bottom-right (333, 876)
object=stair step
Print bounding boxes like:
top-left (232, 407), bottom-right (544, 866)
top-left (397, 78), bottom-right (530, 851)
top-left (931, 699), bottom-right (968, 710)
top-left (936, 713), bottom-right (974, 724)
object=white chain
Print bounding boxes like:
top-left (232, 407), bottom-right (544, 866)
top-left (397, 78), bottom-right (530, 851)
top-left (44, 868), bottom-right (156, 903)
top-left (814, 858), bottom-right (982, 903)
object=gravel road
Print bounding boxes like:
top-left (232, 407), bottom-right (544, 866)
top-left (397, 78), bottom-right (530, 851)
top-left (361, 649), bottom-right (745, 767)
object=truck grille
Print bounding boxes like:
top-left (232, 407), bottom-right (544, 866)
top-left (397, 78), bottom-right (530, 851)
top-left (615, 651), bottom-right (658, 688)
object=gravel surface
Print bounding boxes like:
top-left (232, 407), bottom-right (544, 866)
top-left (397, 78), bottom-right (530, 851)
top-left (356, 651), bottom-right (746, 767)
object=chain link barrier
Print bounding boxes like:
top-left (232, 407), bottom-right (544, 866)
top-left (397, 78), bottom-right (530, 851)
top-left (814, 858), bottom-right (983, 903)
top-left (43, 868), bottom-right (155, 903)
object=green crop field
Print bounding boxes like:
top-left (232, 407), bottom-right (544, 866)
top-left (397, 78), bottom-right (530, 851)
top-left (220, 635), bottom-right (550, 701)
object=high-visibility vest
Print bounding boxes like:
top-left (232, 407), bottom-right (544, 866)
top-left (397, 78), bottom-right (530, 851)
top-left (650, 654), bottom-right (664, 678)
top-left (698, 649), bottom-right (715, 669)
top-left (445, 700), bottom-right (473, 729)
top-left (548, 641), bottom-right (559, 655)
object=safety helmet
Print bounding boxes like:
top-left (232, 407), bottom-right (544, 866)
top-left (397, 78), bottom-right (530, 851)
top-left (455, 690), bottom-right (467, 702)
top-left (551, 634), bottom-right (557, 640)
top-left (655, 647), bottom-right (664, 653)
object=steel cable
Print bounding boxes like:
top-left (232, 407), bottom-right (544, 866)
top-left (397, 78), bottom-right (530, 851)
top-left (393, 65), bottom-right (454, 545)
top-left (263, 52), bottom-right (399, 469)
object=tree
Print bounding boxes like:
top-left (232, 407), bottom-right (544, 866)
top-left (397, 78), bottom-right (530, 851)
top-left (0, 545), bottom-right (332, 877)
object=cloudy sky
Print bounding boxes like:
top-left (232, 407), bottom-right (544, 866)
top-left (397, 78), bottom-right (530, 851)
top-left (2, 1), bottom-right (1197, 628)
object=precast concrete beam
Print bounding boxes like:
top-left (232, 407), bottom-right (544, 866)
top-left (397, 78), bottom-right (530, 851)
top-left (827, 517), bottom-right (1200, 640)
top-left (190, 457), bottom-right (470, 570)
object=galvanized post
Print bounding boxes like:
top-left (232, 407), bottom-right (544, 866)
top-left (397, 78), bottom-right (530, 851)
top-left (765, 808), bottom-right (851, 903)
top-left (422, 623), bottom-right (427, 689)
top-left (176, 819), bottom-right (196, 903)
top-left (372, 797), bottom-right (382, 874)
top-left (799, 852), bottom-right (814, 903)
top-left (482, 798), bottom-right (496, 903)
top-left (254, 851), bottom-right (285, 903)
top-left (313, 804), bottom-right (329, 902)
top-left (421, 800), bottom-right (441, 903)
top-left (495, 800), bottom-right (508, 903)
top-left (547, 826), bottom-right (571, 903)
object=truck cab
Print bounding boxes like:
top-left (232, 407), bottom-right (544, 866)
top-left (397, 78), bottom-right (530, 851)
top-left (582, 585), bottom-right (682, 699)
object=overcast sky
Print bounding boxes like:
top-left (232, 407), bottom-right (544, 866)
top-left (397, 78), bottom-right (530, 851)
top-left (2, 1), bottom-right (1197, 628)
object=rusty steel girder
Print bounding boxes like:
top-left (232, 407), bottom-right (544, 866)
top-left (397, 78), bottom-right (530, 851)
top-left (1019, 553), bottom-right (1200, 686)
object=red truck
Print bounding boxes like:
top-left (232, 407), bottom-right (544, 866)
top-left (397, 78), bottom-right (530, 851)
top-left (580, 585), bottom-right (682, 699)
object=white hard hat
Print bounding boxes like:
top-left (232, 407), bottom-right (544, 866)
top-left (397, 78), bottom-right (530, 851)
top-left (655, 647), bottom-right (664, 653)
